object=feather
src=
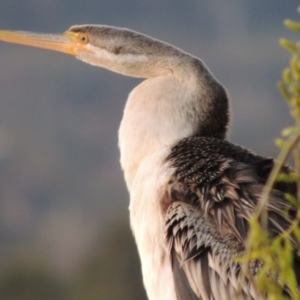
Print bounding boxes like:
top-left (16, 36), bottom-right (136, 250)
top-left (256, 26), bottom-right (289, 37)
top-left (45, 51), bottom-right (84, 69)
top-left (165, 137), bottom-right (299, 299)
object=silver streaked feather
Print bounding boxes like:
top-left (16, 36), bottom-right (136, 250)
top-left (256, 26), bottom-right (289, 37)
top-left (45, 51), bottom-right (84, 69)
top-left (165, 137), bottom-right (299, 299)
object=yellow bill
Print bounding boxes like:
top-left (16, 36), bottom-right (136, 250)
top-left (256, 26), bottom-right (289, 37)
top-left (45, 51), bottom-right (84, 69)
top-left (0, 29), bottom-right (89, 56)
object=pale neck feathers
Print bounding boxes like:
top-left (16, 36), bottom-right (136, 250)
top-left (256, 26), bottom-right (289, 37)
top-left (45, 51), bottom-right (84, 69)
top-left (71, 25), bottom-right (229, 190)
top-left (119, 73), bottom-right (202, 188)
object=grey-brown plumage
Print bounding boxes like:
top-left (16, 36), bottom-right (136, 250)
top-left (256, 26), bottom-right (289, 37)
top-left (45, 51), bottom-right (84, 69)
top-left (165, 137), bottom-right (299, 299)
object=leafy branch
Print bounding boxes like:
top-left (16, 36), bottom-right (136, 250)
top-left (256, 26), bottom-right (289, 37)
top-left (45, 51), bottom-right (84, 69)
top-left (242, 7), bottom-right (300, 300)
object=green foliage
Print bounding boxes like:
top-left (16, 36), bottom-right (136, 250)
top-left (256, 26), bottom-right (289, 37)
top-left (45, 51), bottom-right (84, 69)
top-left (243, 7), bottom-right (300, 300)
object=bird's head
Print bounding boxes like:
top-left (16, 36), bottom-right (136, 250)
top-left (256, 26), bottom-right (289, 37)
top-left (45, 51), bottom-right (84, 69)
top-left (0, 25), bottom-right (180, 78)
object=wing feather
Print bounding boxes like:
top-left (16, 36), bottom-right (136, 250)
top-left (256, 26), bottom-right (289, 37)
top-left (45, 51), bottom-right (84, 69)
top-left (164, 137), bottom-right (299, 300)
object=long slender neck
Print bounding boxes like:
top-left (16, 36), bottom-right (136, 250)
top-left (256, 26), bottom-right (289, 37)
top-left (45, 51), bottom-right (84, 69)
top-left (73, 26), bottom-right (229, 190)
top-left (117, 52), bottom-right (229, 190)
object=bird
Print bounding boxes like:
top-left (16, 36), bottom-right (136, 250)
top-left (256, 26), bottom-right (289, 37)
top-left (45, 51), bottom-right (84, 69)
top-left (0, 25), bottom-right (299, 300)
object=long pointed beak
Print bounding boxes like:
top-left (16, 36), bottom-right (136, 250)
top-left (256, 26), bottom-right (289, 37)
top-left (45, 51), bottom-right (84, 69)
top-left (0, 29), bottom-right (87, 56)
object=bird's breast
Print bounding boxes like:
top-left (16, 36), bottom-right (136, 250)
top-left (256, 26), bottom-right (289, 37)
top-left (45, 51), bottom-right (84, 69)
top-left (129, 147), bottom-right (177, 300)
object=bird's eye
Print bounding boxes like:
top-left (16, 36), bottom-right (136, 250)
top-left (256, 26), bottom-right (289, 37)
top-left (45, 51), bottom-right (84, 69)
top-left (78, 33), bottom-right (89, 44)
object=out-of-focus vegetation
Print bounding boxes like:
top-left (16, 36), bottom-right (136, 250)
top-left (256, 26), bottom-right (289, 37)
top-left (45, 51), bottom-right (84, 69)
top-left (243, 7), bottom-right (300, 299)
top-left (71, 219), bottom-right (147, 300)
top-left (0, 219), bottom-right (147, 299)
top-left (0, 262), bottom-right (67, 300)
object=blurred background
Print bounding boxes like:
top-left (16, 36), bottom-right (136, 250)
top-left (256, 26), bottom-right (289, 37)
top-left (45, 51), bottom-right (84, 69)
top-left (0, 1), bottom-right (299, 299)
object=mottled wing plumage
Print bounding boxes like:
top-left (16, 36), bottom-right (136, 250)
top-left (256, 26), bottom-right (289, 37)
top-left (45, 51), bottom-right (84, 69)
top-left (165, 137), bottom-right (298, 300)
top-left (166, 202), bottom-right (257, 299)
top-left (165, 200), bottom-right (258, 299)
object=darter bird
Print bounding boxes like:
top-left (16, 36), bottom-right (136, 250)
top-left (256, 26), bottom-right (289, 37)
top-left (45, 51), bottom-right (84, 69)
top-left (0, 25), bottom-right (299, 300)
